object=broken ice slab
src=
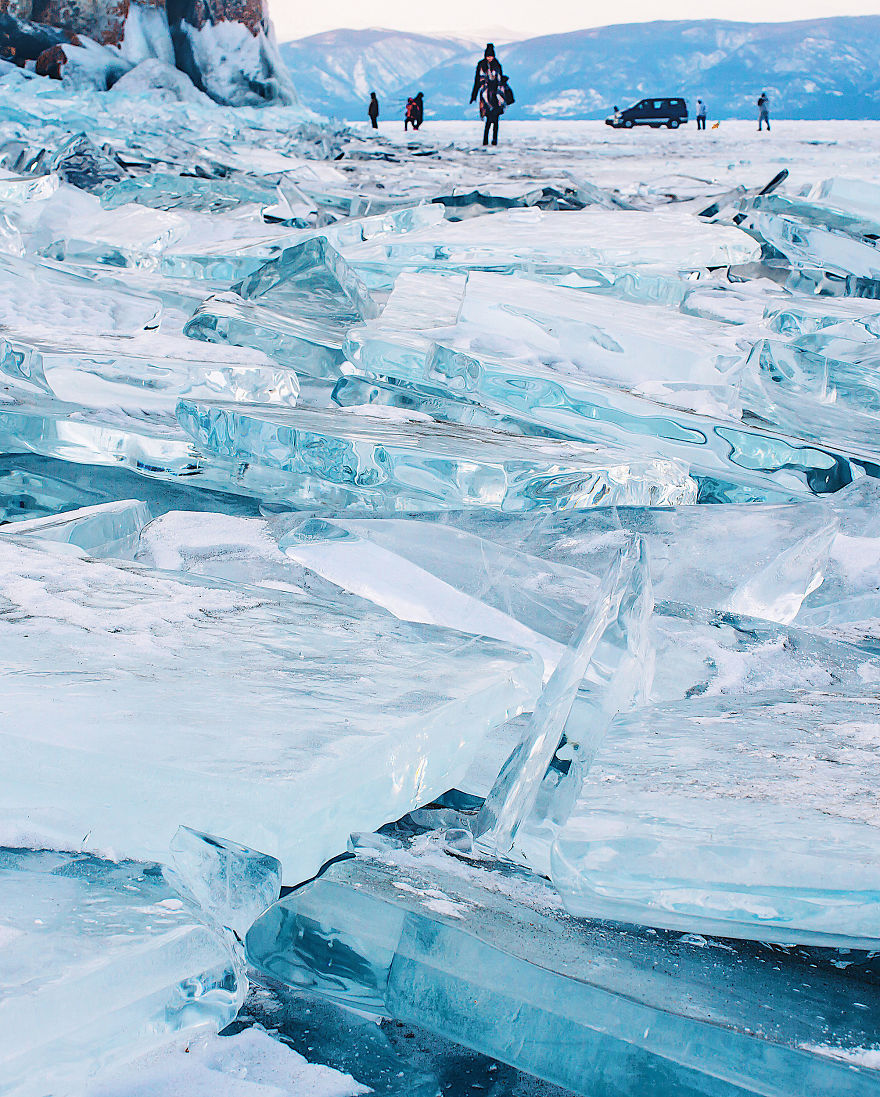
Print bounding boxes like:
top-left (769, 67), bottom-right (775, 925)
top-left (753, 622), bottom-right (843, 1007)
top-left (741, 337), bottom-right (880, 461)
top-left (0, 329), bottom-right (300, 412)
top-left (0, 452), bottom-right (261, 527)
top-left (795, 478), bottom-right (880, 645)
top-left (737, 197), bottom-right (880, 288)
top-left (6, 175), bottom-right (295, 278)
top-left (100, 172), bottom-right (280, 214)
top-left (184, 293), bottom-right (348, 380)
top-left (164, 827), bottom-right (282, 941)
top-left (338, 209), bottom-right (759, 291)
top-left (331, 372), bottom-right (562, 437)
top-left (236, 237), bottom-right (379, 324)
top-left (552, 688), bottom-right (880, 948)
top-left (246, 839), bottom-right (880, 1097)
top-left (177, 399), bottom-right (698, 514)
top-left (369, 494), bottom-right (836, 626)
top-left (0, 846), bottom-right (244, 1097)
top-left (0, 499), bottom-right (152, 558)
top-left (459, 603), bottom-right (880, 805)
top-left (181, 238), bottom-right (380, 380)
top-left (0, 252), bottom-right (161, 336)
top-left (764, 296), bottom-right (880, 338)
top-left (0, 534), bottom-right (540, 874)
top-left (345, 274), bottom-right (858, 499)
top-left (450, 271), bottom-right (747, 417)
top-left (279, 515), bottom-right (605, 672)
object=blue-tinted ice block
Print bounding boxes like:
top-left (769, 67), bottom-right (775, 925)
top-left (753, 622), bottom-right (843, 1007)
top-left (177, 399), bottom-right (697, 514)
top-left (246, 842), bottom-right (880, 1097)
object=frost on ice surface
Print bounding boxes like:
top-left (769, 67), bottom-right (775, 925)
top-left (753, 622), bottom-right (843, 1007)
top-left (0, 66), bottom-right (879, 1097)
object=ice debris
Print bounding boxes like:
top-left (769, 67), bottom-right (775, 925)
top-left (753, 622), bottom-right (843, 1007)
top-left (0, 75), bottom-right (879, 1096)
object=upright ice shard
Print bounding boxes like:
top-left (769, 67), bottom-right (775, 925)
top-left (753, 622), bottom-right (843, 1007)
top-left (0, 847), bottom-right (244, 1097)
top-left (164, 827), bottom-right (282, 940)
top-left (475, 538), bottom-right (653, 870)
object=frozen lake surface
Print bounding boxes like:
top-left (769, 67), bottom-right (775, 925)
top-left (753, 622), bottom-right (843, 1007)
top-left (0, 72), bottom-right (879, 1097)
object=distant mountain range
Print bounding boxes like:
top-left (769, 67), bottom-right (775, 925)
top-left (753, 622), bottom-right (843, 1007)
top-left (280, 17), bottom-right (880, 121)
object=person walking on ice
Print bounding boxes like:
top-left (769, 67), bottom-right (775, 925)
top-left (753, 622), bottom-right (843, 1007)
top-left (758, 91), bottom-right (770, 131)
top-left (696, 99), bottom-right (707, 130)
top-left (368, 92), bottom-right (379, 130)
top-left (470, 43), bottom-right (507, 146)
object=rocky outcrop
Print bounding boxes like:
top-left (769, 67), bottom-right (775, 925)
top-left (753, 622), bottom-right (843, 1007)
top-left (0, 0), bottom-right (296, 104)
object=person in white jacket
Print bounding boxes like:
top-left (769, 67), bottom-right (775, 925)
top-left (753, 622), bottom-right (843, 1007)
top-left (696, 99), bottom-right (708, 130)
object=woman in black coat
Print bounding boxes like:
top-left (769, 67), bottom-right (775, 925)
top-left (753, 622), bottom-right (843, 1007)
top-left (470, 43), bottom-right (505, 146)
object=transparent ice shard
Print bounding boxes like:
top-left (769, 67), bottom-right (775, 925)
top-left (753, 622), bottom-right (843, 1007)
top-left (184, 292), bottom-right (348, 381)
top-left (1, 499), bottom-right (152, 558)
top-left (552, 688), bottom-right (880, 948)
top-left (0, 329), bottom-right (300, 413)
top-left (410, 499), bottom-right (837, 625)
top-left (0, 452), bottom-right (261, 527)
top-left (0, 847), bottom-right (244, 1097)
top-left (164, 827), bottom-right (282, 940)
top-left (737, 191), bottom-right (880, 288)
top-left (246, 840), bottom-right (880, 1097)
top-left (475, 538), bottom-right (653, 868)
top-left (48, 132), bottom-right (127, 194)
top-left (0, 535), bottom-right (540, 874)
top-left (100, 172), bottom-right (279, 214)
top-left (796, 477), bottom-right (880, 644)
top-left (278, 514), bottom-right (606, 665)
top-left (236, 237), bottom-right (379, 325)
top-left (740, 335), bottom-right (880, 461)
top-left (177, 399), bottom-right (697, 514)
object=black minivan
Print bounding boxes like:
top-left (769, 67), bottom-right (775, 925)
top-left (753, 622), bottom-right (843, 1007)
top-left (605, 98), bottom-right (689, 129)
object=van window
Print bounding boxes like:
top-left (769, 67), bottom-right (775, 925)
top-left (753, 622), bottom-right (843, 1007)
top-left (653, 101), bottom-right (663, 109)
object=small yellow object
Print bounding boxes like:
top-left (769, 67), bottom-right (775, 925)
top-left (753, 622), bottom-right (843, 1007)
top-left (711, 121), bottom-right (720, 129)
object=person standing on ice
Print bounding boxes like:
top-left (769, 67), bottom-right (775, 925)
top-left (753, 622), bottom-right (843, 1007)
top-left (696, 99), bottom-right (707, 130)
top-left (405, 96), bottom-right (417, 130)
top-left (368, 92), bottom-right (379, 129)
top-left (470, 43), bottom-right (506, 146)
top-left (413, 92), bottom-right (424, 129)
top-left (758, 92), bottom-right (771, 132)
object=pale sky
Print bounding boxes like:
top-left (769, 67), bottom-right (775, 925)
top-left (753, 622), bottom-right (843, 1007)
top-left (271, 0), bottom-right (880, 42)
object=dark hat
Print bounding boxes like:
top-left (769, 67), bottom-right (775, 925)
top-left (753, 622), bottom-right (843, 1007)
top-left (485, 42), bottom-right (495, 54)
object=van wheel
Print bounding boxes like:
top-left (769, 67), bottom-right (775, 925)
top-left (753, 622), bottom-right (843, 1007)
top-left (624, 120), bottom-right (633, 128)
top-left (668, 119), bottom-right (680, 129)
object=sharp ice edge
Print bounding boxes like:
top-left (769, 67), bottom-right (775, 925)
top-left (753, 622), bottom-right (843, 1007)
top-left (0, 72), bottom-right (879, 1096)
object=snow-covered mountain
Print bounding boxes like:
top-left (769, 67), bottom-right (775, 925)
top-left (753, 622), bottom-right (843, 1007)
top-left (279, 29), bottom-right (472, 122)
top-left (281, 17), bottom-right (880, 121)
